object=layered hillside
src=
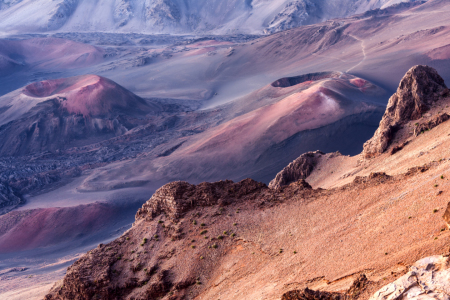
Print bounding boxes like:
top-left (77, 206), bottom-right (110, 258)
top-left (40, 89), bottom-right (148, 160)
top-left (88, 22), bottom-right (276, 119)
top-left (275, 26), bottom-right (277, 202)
top-left (45, 66), bottom-right (450, 300)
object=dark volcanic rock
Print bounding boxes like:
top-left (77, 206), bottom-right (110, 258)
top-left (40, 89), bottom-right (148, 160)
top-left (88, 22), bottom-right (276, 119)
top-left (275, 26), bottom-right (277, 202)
top-left (414, 113), bottom-right (450, 136)
top-left (269, 151), bottom-right (323, 189)
top-left (363, 65), bottom-right (449, 158)
top-left (0, 182), bottom-right (23, 215)
top-left (282, 274), bottom-right (368, 300)
top-left (282, 288), bottom-right (344, 300)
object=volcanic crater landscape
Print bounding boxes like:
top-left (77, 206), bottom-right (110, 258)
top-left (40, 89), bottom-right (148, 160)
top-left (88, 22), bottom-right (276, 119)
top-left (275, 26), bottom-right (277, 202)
top-left (2, 0), bottom-right (450, 300)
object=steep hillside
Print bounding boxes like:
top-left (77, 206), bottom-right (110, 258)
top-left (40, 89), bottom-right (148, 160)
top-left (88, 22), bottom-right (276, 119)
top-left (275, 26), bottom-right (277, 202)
top-left (45, 66), bottom-right (450, 300)
top-left (0, 0), bottom-right (423, 34)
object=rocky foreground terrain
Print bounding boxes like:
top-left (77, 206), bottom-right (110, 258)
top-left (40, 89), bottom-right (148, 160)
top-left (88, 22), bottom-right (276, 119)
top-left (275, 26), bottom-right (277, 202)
top-left (44, 66), bottom-right (450, 300)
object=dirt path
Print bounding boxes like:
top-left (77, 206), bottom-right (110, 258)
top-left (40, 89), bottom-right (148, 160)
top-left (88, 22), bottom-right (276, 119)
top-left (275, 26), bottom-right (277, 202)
top-left (346, 34), bottom-right (367, 73)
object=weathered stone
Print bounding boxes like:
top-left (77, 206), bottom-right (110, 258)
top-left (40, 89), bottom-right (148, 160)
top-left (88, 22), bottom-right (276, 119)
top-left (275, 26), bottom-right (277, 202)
top-left (282, 274), bottom-right (368, 300)
top-left (363, 65), bottom-right (448, 158)
top-left (135, 178), bottom-right (266, 221)
top-left (269, 151), bottom-right (323, 189)
top-left (369, 256), bottom-right (450, 300)
top-left (414, 113), bottom-right (450, 136)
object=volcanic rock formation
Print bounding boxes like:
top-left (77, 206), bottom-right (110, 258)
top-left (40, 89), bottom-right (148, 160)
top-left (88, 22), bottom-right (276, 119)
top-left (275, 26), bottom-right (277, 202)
top-left (0, 75), bottom-right (158, 156)
top-left (44, 179), bottom-right (278, 300)
top-left (0, 182), bottom-right (23, 215)
top-left (282, 274), bottom-right (369, 300)
top-left (363, 65), bottom-right (449, 158)
top-left (369, 256), bottom-right (450, 300)
top-left (269, 151), bottom-right (323, 189)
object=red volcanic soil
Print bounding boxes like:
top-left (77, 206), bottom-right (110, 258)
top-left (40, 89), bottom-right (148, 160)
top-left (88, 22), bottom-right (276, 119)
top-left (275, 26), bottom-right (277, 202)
top-left (22, 75), bottom-right (150, 117)
top-left (0, 203), bottom-right (117, 253)
top-left (0, 38), bottom-right (104, 70)
top-left (180, 73), bottom-right (382, 157)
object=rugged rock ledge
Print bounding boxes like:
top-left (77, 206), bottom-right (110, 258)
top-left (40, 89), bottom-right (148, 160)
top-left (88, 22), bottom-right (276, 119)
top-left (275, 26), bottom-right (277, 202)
top-left (135, 179), bottom-right (266, 222)
top-left (369, 256), bottom-right (450, 300)
top-left (269, 151), bottom-right (323, 189)
top-left (282, 274), bottom-right (368, 300)
top-left (363, 65), bottom-right (449, 158)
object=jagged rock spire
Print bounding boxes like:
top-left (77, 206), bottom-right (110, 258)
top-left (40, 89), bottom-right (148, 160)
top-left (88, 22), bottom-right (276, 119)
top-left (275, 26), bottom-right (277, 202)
top-left (363, 65), bottom-right (448, 158)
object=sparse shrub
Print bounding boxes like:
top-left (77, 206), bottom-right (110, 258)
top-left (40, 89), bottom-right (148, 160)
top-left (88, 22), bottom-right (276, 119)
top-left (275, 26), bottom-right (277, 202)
top-left (212, 244), bottom-right (218, 249)
top-left (441, 175), bottom-right (445, 179)
top-left (200, 223), bottom-right (206, 227)
top-left (441, 228), bottom-right (446, 232)
top-left (154, 234), bottom-right (159, 239)
top-left (191, 239), bottom-right (195, 243)
top-left (435, 184), bottom-right (438, 187)
top-left (231, 233), bottom-right (236, 237)
top-left (293, 251), bottom-right (297, 254)
top-left (408, 216), bottom-right (412, 219)
top-left (217, 235), bottom-right (223, 240)
top-left (223, 231), bottom-right (228, 235)
top-left (385, 252), bottom-right (388, 255)
top-left (200, 230), bottom-right (208, 235)
top-left (200, 256), bottom-right (204, 260)
top-left (191, 245), bottom-right (196, 249)
top-left (279, 249), bottom-right (283, 254)
top-left (126, 237), bottom-right (130, 241)
top-left (435, 237), bottom-right (438, 240)
top-left (158, 220), bottom-right (164, 224)
top-left (434, 209), bottom-right (439, 213)
top-left (193, 220), bottom-right (197, 225)
top-left (131, 250), bottom-right (135, 254)
top-left (233, 223), bottom-right (237, 226)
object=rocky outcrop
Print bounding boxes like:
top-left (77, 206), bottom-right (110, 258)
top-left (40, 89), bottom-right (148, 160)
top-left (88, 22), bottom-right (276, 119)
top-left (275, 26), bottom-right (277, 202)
top-left (45, 178), bottom-right (272, 300)
top-left (414, 113), bottom-right (450, 136)
top-left (136, 178), bottom-right (265, 221)
top-left (369, 256), bottom-right (450, 300)
top-left (363, 65), bottom-right (449, 158)
top-left (269, 151), bottom-right (323, 189)
top-left (0, 182), bottom-right (23, 215)
top-left (282, 274), bottom-right (369, 300)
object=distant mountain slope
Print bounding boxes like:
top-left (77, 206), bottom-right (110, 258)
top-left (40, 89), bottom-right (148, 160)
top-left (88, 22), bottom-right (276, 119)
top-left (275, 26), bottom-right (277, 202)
top-left (0, 0), bottom-right (424, 34)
